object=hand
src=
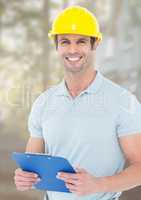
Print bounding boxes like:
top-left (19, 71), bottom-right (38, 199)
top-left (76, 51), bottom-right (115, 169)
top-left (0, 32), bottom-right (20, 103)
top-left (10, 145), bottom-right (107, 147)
top-left (14, 168), bottom-right (41, 191)
top-left (57, 167), bottom-right (102, 196)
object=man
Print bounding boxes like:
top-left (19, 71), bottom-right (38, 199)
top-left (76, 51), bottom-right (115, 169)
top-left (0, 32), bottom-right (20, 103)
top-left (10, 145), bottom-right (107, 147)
top-left (14, 6), bottom-right (141, 200)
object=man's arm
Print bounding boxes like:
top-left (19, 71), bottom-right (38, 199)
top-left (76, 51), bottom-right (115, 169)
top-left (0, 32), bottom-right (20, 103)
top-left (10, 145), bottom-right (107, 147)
top-left (26, 137), bottom-right (45, 153)
top-left (100, 133), bottom-right (141, 192)
top-left (14, 137), bottom-right (45, 191)
top-left (57, 133), bottom-right (141, 195)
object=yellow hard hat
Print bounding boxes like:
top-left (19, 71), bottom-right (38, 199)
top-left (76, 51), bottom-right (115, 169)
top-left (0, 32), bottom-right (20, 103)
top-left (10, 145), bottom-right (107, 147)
top-left (48, 6), bottom-right (102, 41)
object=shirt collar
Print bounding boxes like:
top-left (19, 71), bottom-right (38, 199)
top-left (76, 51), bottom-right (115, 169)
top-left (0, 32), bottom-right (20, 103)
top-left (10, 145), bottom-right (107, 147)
top-left (55, 71), bottom-right (103, 97)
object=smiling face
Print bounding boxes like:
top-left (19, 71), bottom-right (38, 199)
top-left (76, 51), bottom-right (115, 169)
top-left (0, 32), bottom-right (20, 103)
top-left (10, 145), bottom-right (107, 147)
top-left (57, 34), bottom-right (96, 74)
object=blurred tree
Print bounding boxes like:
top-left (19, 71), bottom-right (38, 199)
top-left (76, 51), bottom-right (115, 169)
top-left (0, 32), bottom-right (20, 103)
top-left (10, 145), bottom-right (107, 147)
top-left (0, 0), bottom-right (54, 137)
top-left (62, 0), bottom-right (69, 8)
top-left (40, 0), bottom-right (51, 89)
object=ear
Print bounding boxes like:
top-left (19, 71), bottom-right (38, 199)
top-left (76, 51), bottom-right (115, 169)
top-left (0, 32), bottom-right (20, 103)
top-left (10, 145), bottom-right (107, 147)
top-left (92, 39), bottom-right (100, 50)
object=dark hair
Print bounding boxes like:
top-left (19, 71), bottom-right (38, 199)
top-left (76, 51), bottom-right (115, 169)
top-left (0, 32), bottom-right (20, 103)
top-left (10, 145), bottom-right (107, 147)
top-left (90, 37), bottom-right (96, 49)
top-left (54, 35), bottom-right (96, 50)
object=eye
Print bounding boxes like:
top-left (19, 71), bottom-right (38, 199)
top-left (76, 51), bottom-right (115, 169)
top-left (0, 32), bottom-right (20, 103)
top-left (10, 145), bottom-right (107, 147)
top-left (60, 40), bottom-right (70, 45)
top-left (80, 40), bottom-right (85, 43)
top-left (78, 40), bottom-right (87, 45)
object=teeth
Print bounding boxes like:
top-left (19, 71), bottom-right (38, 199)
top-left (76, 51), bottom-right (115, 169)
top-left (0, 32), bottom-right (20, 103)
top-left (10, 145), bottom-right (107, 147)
top-left (67, 57), bottom-right (81, 61)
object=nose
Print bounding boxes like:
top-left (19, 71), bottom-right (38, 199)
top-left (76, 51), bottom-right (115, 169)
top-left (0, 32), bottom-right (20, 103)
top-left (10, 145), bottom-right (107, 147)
top-left (68, 43), bottom-right (78, 54)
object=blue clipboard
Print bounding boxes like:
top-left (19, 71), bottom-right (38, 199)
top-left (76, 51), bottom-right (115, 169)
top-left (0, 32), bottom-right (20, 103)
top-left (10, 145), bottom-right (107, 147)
top-left (12, 152), bottom-right (76, 192)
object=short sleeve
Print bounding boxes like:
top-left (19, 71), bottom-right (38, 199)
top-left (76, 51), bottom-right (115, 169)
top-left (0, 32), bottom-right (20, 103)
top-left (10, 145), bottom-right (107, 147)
top-left (28, 93), bottom-right (46, 138)
top-left (117, 91), bottom-right (141, 137)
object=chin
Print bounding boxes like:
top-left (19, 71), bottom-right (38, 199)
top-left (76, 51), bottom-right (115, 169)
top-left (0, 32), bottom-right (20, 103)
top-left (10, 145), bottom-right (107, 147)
top-left (64, 63), bottom-right (83, 71)
top-left (65, 66), bottom-right (84, 73)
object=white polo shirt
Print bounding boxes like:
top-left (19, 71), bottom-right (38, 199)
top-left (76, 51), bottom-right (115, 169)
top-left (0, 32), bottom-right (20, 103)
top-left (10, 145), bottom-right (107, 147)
top-left (28, 71), bottom-right (141, 200)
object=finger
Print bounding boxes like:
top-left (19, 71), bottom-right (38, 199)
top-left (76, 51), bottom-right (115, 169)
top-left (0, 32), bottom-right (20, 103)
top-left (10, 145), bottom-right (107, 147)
top-left (16, 181), bottom-right (34, 188)
top-left (15, 181), bottom-right (37, 187)
top-left (15, 168), bottom-right (38, 177)
top-left (15, 168), bottom-right (38, 178)
top-left (15, 169), bottom-right (38, 178)
top-left (69, 187), bottom-right (78, 193)
top-left (66, 184), bottom-right (78, 193)
top-left (66, 185), bottom-right (77, 192)
top-left (14, 176), bottom-right (40, 183)
top-left (57, 172), bottom-right (79, 180)
top-left (66, 182), bottom-right (79, 190)
top-left (64, 178), bottom-right (80, 185)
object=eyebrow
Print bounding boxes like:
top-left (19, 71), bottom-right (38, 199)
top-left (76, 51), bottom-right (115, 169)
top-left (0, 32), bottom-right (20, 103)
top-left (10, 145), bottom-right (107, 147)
top-left (58, 37), bottom-right (89, 42)
top-left (58, 38), bottom-right (69, 42)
